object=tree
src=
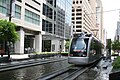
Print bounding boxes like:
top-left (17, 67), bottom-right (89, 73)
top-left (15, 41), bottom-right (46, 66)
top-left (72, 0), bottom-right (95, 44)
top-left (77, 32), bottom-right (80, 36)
top-left (112, 40), bottom-right (120, 54)
top-left (0, 19), bottom-right (19, 59)
top-left (65, 40), bottom-right (70, 52)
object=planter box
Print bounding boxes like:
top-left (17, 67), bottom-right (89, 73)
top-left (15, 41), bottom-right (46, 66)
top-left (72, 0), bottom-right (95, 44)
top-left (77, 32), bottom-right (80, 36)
top-left (109, 70), bottom-right (120, 80)
top-left (109, 56), bottom-right (120, 80)
top-left (28, 53), bottom-right (60, 59)
top-left (0, 57), bottom-right (9, 63)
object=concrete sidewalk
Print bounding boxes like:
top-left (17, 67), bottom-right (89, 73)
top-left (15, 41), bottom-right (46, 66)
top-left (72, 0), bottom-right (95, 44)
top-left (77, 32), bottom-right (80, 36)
top-left (0, 54), bottom-right (30, 63)
top-left (10, 54), bottom-right (29, 59)
top-left (0, 54), bottom-right (29, 59)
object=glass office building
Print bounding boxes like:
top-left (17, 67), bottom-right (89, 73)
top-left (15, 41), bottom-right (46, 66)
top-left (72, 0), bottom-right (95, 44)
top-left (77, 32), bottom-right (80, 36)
top-left (42, 0), bottom-right (72, 52)
top-left (42, 0), bottom-right (72, 37)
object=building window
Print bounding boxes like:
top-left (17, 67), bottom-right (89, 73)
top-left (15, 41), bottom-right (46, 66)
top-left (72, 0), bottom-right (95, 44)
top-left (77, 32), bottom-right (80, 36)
top-left (72, 21), bottom-right (74, 24)
top-left (25, 9), bottom-right (40, 25)
top-left (72, 13), bottom-right (75, 16)
top-left (76, 9), bottom-right (82, 11)
top-left (73, 1), bottom-right (75, 4)
top-left (15, 4), bottom-right (21, 19)
top-left (0, 0), bottom-right (10, 15)
top-left (76, 13), bottom-right (82, 15)
top-left (76, 1), bottom-right (78, 4)
top-left (25, 3), bottom-right (40, 12)
top-left (32, 0), bottom-right (40, 5)
top-left (54, 0), bottom-right (56, 7)
top-left (42, 19), bottom-right (52, 33)
top-left (72, 9), bottom-right (75, 12)
top-left (54, 11), bottom-right (56, 21)
top-left (76, 30), bottom-right (82, 32)
top-left (76, 21), bottom-right (82, 24)
top-left (43, 4), bottom-right (53, 19)
top-left (76, 25), bottom-right (82, 28)
top-left (16, 0), bottom-right (22, 2)
top-left (72, 17), bottom-right (75, 20)
top-left (46, 0), bottom-right (53, 5)
top-left (76, 17), bottom-right (82, 20)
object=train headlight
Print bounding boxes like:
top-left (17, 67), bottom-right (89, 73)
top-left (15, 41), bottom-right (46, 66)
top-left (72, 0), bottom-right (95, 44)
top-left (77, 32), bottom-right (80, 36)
top-left (83, 52), bottom-right (87, 57)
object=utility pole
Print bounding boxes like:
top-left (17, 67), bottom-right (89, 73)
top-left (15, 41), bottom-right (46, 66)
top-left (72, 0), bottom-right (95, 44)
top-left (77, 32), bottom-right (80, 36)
top-left (7, 0), bottom-right (13, 59)
top-left (9, 0), bottom-right (13, 22)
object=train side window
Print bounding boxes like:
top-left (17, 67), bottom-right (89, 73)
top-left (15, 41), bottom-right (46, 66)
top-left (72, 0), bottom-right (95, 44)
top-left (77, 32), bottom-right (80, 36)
top-left (90, 40), bottom-right (96, 54)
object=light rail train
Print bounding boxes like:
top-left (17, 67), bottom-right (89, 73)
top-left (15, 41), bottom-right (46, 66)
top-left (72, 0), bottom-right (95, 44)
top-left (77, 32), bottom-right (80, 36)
top-left (68, 33), bottom-right (103, 65)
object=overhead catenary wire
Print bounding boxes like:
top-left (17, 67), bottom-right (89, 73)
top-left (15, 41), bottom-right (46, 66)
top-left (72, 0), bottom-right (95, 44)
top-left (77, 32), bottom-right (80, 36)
top-left (86, 8), bottom-right (120, 15)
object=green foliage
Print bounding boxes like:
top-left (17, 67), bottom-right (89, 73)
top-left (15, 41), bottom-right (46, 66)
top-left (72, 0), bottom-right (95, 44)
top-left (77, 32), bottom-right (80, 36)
top-left (0, 19), bottom-right (19, 43)
top-left (112, 56), bottom-right (120, 69)
top-left (0, 19), bottom-right (19, 58)
top-left (65, 40), bottom-right (70, 49)
top-left (106, 39), bottom-right (111, 49)
top-left (112, 40), bottom-right (120, 52)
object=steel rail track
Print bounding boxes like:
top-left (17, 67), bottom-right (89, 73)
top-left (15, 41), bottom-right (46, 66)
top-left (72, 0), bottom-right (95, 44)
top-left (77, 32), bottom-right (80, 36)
top-left (37, 63), bottom-right (97, 80)
top-left (37, 66), bottom-right (73, 80)
top-left (0, 57), bottom-right (68, 72)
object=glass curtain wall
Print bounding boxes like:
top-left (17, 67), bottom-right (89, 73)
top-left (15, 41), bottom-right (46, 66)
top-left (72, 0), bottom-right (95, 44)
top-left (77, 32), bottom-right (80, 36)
top-left (25, 9), bottom-right (40, 25)
top-left (55, 0), bottom-right (72, 38)
top-left (15, 4), bottom-right (21, 19)
top-left (65, 0), bottom-right (72, 38)
top-left (0, 0), bottom-right (10, 15)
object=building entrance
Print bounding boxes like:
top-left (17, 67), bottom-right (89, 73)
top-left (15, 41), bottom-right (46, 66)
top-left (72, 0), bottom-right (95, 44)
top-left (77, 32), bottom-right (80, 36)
top-left (24, 35), bottom-right (35, 54)
top-left (42, 40), bottom-right (51, 52)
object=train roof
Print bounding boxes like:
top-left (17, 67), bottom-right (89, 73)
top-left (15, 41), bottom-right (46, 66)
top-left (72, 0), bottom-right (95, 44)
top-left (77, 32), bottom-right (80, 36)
top-left (73, 32), bottom-right (92, 38)
top-left (73, 32), bottom-right (100, 41)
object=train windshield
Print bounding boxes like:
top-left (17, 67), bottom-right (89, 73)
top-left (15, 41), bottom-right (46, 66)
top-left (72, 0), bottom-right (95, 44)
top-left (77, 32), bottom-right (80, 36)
top-left (70, 38), bottom-right (88, 57)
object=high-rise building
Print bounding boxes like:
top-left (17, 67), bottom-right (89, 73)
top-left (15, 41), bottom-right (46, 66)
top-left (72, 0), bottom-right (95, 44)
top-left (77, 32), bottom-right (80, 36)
top-left (115, 21), bottom-right (120, 41)
top-left (0, 0), bottom-right (72, 54)
top-left (115, 11), bottom-right (120, 41)
top-left (72, 0), bottom-right (104, 43)
top-left (42, 0), bottom-right (72, 52)
top-left (72, 0), bottom-right (96, 35)
top-left (96, 0), bottom-right (104, 43)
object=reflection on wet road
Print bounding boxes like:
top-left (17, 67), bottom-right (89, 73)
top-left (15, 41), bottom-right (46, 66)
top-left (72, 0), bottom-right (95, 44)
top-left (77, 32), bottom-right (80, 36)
top-left (0, 59), bottom-right (71, 80)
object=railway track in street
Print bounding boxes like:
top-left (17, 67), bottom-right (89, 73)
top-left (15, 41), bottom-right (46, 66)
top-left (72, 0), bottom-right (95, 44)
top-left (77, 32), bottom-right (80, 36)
top-left (38, 64), bottom-right (95, 80)
top-left (0, 57), bottom-right (68, 72)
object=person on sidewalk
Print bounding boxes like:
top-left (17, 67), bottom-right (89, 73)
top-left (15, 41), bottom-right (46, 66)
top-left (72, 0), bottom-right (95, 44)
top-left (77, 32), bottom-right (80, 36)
top-left (0, 47), bottom-right (5, 57)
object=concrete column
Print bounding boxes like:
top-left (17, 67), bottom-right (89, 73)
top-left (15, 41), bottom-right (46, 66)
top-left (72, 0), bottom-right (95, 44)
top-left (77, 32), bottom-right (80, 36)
top-left (61, 40), bottom-right (66, 52)
top-left (52, 39), bottom-right (60, 52)
top-left (35, 33), bottom-right (42, 52)
top-left (33, 38), bottom-right (35, 49)
top-left (14, 28), bottom-right (24, 54)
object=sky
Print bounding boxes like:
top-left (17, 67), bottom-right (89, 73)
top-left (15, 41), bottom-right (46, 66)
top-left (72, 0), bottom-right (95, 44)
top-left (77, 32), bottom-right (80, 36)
top-left (102, 0), bottom-right (120, 40)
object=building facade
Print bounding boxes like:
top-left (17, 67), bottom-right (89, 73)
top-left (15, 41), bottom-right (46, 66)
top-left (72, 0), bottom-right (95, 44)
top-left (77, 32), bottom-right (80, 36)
top-left (72, 0), bottom-right (96, 35)
top-left (72, 0), bottom-right (104, 43)
top-left (42, 0), bottom-right (72, 52)
top-left (0, 0), bottom-right (72, 54)
top-left (115, 21), bottom-right (120, 41)
top-left (96, 0), bottom-right (104, 43)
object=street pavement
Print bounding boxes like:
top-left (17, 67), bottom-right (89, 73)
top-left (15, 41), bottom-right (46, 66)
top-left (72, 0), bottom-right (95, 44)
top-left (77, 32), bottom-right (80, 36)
top-left (0, 54), bottom-right (114, 80)
top-left (0, 54), bottom-right (68, 72)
